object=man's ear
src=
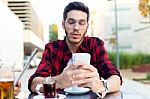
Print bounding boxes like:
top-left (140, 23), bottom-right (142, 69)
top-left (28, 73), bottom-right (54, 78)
top-left (87, 22), bottom-right (89, 29)
top-left (62, 21), bottom-right (65, 29)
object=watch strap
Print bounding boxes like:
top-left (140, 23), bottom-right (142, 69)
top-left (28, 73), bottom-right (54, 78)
top-left (96, 91), bottom-right (106, 98)
top-left (96, 78), bottom-right (110, 98)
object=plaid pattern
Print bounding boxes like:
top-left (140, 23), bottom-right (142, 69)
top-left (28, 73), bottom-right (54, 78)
top-left (28, 36), bottom-right (122, 92)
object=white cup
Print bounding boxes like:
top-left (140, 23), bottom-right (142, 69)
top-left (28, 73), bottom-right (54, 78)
top-left (71, 53), bottom-right (91, 91)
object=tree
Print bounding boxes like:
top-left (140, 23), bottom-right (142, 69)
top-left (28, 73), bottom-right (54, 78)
top-left (138, 0), bottom-right (150, 18)
top-left (49, 24), bottom-right (58, 42)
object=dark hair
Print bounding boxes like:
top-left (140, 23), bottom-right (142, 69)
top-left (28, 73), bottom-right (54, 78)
top-left (63, 1), bottom-right (89, 22)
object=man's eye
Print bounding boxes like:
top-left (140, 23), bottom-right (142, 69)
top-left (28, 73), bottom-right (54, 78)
top-left (68, 21), bottom-right (75, 24)
top-left (79, 21), bottom-right (86, 25)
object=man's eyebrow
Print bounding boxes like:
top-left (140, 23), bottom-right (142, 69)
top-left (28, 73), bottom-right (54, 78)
top-left (67, 18), bottom-right (86, 21)
top-left (79, 19), bottom-right (86, 21)
top-left (67, 18), bottom-right (74, 20)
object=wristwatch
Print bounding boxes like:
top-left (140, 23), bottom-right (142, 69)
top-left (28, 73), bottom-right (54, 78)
top-left (96, 78), bottom-right (110, 98)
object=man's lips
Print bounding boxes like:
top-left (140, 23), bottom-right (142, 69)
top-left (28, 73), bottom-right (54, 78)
top-left (71, 33), bottom-right (80, 38)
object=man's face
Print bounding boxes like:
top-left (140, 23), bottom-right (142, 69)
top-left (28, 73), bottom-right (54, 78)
top-left (63, 10), bottom-right (88, 44)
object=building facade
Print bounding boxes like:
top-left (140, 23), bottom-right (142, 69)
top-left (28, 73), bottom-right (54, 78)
top-left (0, 0), bottom-right (23, 68)
top-left (6, 0), bottom-right (45, 57)
top-left (0, 0), bottom-right (45, 68)
top-left (104, 0), bottom-right (150, 53)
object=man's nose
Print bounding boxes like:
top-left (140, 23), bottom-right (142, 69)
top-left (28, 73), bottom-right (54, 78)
top-left (74, 22), bottom-right (79, 30)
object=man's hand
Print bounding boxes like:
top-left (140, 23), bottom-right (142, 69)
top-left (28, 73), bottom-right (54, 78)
top-left (54, 62), bottom-right (106, 93)
top-left (71, 64), bottom-right (105, 93)
top-left (55, 62), bottom-right (91, 89)
top-left (55, 62), bottom-right (80, 89)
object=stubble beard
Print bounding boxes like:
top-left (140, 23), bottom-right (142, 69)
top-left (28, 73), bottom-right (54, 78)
top-left (65, 29), bottom-right (87, 45)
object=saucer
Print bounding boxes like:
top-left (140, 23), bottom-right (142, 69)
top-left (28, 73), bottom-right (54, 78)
top-left (64, 87), bottom-right (90, 95)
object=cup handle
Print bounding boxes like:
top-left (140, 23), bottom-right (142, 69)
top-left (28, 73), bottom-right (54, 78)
top-left (35, 84), bottom-right (43, 95)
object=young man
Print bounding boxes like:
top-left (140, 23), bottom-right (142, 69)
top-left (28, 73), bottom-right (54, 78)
top-left (28, 1), bottom-right (122, 98)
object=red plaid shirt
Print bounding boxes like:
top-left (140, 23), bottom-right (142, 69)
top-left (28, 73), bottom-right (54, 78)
top-left (28, 36), bottom-right (122, 92)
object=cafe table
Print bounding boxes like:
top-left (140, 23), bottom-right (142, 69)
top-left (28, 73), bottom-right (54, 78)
top-left (27, 90), bottom-right (148, 99)
top-left (27, 79), bottom-right (150, 99)
top-left (28, 90), bottom-right (121, 99)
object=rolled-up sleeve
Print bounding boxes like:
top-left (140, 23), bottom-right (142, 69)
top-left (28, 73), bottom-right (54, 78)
top-left (92, 38), bottom-right (122, 84)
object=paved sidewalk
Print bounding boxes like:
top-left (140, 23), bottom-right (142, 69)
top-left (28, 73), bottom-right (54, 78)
top-left (121, 79), bottom-right (150, 99)
top-left (120, 69), bottom-right (146, 80)
top-left (15, 68), bottom-right (36, 99)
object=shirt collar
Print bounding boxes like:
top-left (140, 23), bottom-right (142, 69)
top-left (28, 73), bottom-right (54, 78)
top-left (76, 36), bottom-right (87, 52)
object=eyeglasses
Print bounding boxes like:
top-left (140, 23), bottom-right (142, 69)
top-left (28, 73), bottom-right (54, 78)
top-left (65, 18), bottom-right (87, 29)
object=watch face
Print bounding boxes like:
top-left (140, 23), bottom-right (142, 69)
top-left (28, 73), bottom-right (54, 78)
top-left (106, 80), bottom-right (110, 92)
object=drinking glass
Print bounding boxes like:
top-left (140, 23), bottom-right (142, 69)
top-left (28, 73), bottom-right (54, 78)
top-left (36, 77), bottom-right (57, 99)
top-left (0, 67), bottom-right (14, 99)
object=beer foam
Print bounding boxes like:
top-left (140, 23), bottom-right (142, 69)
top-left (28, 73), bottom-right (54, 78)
top-left (0, 78), bottom-right (14, 82)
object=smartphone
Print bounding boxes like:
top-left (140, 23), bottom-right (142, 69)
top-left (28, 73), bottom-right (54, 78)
top-left (14, 48), bottom-right (38, 86)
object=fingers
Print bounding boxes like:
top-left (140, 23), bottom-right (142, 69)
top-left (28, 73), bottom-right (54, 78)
top-left (65, 63), bottom-right (99, 82)
top-left (73, 70), bottom-right (97, 80)
top-left (79, 82), bottom-right (91, 88)
top-left (64, 62), bottom-right (86, 71)
top-left (78, 79), bottom-right (104, 93)
top-left (78, 64), bottom-right (98, 72)
top-left (71, 68), bottom-right (100, 91)
top-left (72, 74), bottom-right (99, 85)
top-left (72, 77), bottom-right (94, 85)
top-left (58, 69), bottom-right (77, 88)
top-left (69, 62), bottom-right (98, 72)
top-left (62, 63), bottom-right (99, 89)
top-left (79, 82), bottom-right (97, 93)
top-left (62, 68), bottom-right (88, 82)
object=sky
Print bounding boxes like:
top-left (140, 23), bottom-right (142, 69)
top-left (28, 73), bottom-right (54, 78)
top-left (31, 0), bottom-right (104, 24)
top-left (31, 0), bottom-right (137, 25)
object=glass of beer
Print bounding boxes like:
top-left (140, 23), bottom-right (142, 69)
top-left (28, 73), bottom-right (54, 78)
top-left (0, 67), bottom-right (14, 99)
